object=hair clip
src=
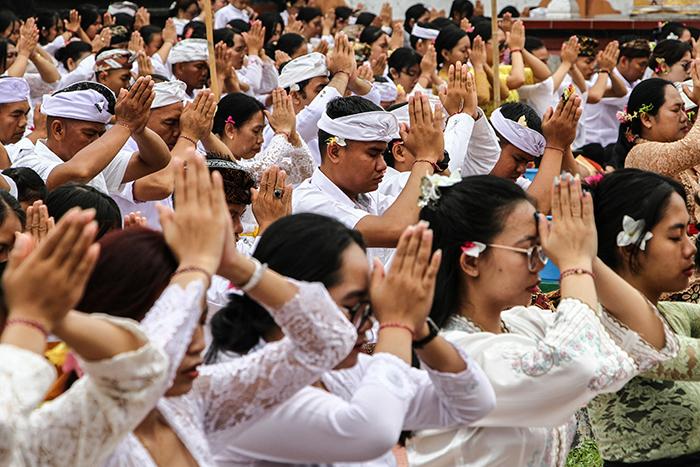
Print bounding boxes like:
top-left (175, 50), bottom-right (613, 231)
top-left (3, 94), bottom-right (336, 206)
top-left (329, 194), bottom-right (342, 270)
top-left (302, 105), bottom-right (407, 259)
top-left (617, 215), bottom-right (653, 250)
top-left (417, 171), bottom-right (462, 209)
top-left (225, 116), bottom-right (236, 125)
top-left (666, 32), bottom-right (679, 40)
top-left (461, 241), bottom-right (487, 258)
top-left (560, 84), bottom-right (575, 103)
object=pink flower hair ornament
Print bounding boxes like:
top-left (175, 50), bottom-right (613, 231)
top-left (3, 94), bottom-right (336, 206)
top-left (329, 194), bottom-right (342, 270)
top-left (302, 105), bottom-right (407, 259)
top-left (225, 116), bottom-right (236, 125)
top-left (461, 241), bottom-right (487, 258)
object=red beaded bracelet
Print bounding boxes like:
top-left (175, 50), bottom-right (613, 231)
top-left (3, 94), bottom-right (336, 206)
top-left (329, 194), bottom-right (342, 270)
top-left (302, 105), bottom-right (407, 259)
top-left (115, 121), bottom-right (133, 133)
top-left (545, 146), bottom-right (565, 156)
top-left (274, 130), bottom-right (291, 142)
top-left (4, 318), bottom-right (49, 339)
top-left (379, 322), bottom-right (416, 339)
top-left (332, 70), bottom-right (351, 80)
top-left (172, 266), bottom-right (212, 282)
top-left (559, 268), bottom-right (595, 284)
top-left (414, 159), bottom-right (442, 173)
top-left (510, 48), bottom-right (522, 54)
top-left (178, 135), bottom-right (197, 146)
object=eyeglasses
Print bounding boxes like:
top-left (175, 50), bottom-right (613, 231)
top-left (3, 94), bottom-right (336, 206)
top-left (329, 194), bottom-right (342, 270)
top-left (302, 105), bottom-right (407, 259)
top-left (487, 244), bottom-right (548, 272)
top-left (348, 301), bottom-right (372, 330)
top-left (680, 61), bottom-right (692, 72)
top-left (499, 42), bottom-right (507, 51)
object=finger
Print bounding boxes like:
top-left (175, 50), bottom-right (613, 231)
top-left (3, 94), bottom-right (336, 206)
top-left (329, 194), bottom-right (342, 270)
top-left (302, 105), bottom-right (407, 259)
top-left (569, 174), bottom-right (582, 219)
top-left (369, 256), bottom-right (386, 294)
top-left (193, 154), bottom-right (211, 205)
top-left (392, 225), bottom-right (414, 273)
top-left (259, 166), bottom-right (272, 195)
top-left (403, 223), bottom-right (426, 275)
top-left (581, 182), bottom-right (594, 225)
top-left (67, 242), bottom-right (100, 289)
top-left (424, 248), bottom-right (442, 288)
top-left (277, 168), bottom-right (287, 189)
top-left (408, 95), bottom-right (417, 128)
top-left (282, 183), bottom-right (293, 213)
top-left (537, 212), bottom-right (551, 248)
top-left (172, 158), bottom-right (187, 207)
top-left (413, 225), bottom-right (433, 278)
top-left (61, 220), bottom-right (98, 273)
top-left (433, 102), bottom-right (444, 128)
top-left (49, 209), bottom-right (95, 265)
top-left (559, 172), bottom-right (572, 222)
top-left (550, 173), bottom-right (562, 223)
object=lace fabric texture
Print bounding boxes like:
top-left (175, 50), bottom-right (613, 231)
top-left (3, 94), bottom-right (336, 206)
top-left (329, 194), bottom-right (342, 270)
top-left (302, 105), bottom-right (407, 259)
top-left (5, 317), bottom-right (168, 467)
top-left (103, 279), bottom-right (357, 467)
top-left (239, 133), bottom-right (315, 185)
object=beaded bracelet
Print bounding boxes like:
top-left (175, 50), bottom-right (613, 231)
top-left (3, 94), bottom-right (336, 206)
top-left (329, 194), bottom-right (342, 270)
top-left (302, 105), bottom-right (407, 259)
top-left (414, 159), bottom-right (443, 173)
top-left (332, 70), bottom-right (351, 80)
top-left (599, 69), bottom-right (610, 74)
top-left (178, 135), bottom-right (197, 145)
top-left (66, 27), bottom-right (77, 34)
top-left (510, 48), bottom-right (522, 54)
top-left (274, 130), bottom-right (291, 142)
top-left (4, 318), bottom-right (49, 339)
top-left (172, 266), bottom-right (212, 282)
top-left (379, 322), bottom-right (416, 340)
top-left (545, 146), bottom-right (565, 156)
top-left (115, 121), bottom-right (133, 133)
top-left (559, 268), bottom-right (595, 284)
top-left (420, 74), bottom-right (432, 81)
top-left (239, 257), bottom-right (268, 292)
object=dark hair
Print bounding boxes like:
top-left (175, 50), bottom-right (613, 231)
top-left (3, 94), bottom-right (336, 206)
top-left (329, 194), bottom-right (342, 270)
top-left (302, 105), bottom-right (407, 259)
top-left (420, 175), bottom-right (531, 328)
top-left (0, 188), bottom-right (25, 231)
top-left (0, 10), bottom-right (18, 36)
top-left (297, 6), bottom-right (321, 23)
top-left (272, 32), bottom-right (306, 56)
top-left (430, 17), bottom-right (454, 30)
top-left (76, 5), bottom-right (100, 32)
top-left (355, 12), bottom-right (376, 27)
top-left (0, 37), bottom-right (11, 73)
top-left (688, 26), bottom-right (700, 41)
top-left (170, 0), bottom-right (199, 18)
top-left (54, 40), bottom-right (93, 69)
top-left (435, 26), bottom-right (468, 66)
top-left (335, 6), bottom-right (353, 24)
top-left (611, 78), bottom-right (671, 168)
top-left (524, 35), bottom-right (545, 53)
top-left (36, 11), bottom-right (59, 45)
top-left (182, 20), bottom-right (206, 39)
top-left (140, 25), bottom-right (163, 45)
top-left (498, 5), bottom-right (520, 17)
top-left (409, 21), bottom-right (440, 49)
top-left (205, 213), bottom-right (366, 361)
top-left (113, 13), bottom-right (135, 31)
top-left (258, 11), bottom-right (284, 45)
top-left (213, 27), bottom-right (236, 47)
top-left (450, 0), bottom-right (474, 20)
top-left (388, 47), bottom-right (422, 75)
top-left (46, 183), bottom-right (121, 239)
top-left (318, 96), bottom-right (384, 157)
top-left (592, 168), bottom-right (686, 274)
top-left (492, 102), bottom-right (543, 147)
top-left (2, 167), bottom-right (48, 205)
top-left (77, 227), bottom-right (178, 320)
top-left (228, 19), bottom-right (251, 32)
top-left (649, 39), bottom-right (692, 71)
top-left (651, 21), bottom-right (689, 43)
top-left (405, 3), bottom-right (429, 32)
top-left (467, 20), bottom-right (492, 43)
top-left (213, 92), bottom-right (266, 137)
top-left (359, 25), bottom-right (386, 46)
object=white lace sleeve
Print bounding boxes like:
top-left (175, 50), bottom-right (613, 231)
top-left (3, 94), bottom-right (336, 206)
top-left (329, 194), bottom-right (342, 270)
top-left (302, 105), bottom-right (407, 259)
top-left (140, 280), bottom-right (207, 390)
top-left (239, 133), bottom-right (315, 185)
top-left (197, 280), bottom-right (357, 451)
top-left (23, 316), bottom-right (168, 467)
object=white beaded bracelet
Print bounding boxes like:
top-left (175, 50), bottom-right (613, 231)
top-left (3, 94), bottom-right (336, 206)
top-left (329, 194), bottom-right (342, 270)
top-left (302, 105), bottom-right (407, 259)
top-left (240, 257), bottom-right (268, 292)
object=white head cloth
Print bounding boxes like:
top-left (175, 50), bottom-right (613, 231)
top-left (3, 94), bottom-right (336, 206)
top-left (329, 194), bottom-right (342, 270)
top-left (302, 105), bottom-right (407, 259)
top-left (388, 99), bottom-right (446, 139)
top-left (41, 83), bottom-right (114, 124)
top-left (108, 1), bottom-right (138, 16)
top-left (318, 110), bottom-right (399, 143)
top-left (278, 52), bottom-right (328, 91)
top-left (152, 80), bottom-right (187, 108)
top-left (490, 107), bottom-right (546, 157)
top-left (411, 24), bottom-right (439, 41)
top-left (375, 81), bottom-right (398, 102)
top-left (168, 39), bottom-right (209, 64)
top-left (0, 77), bottom-right (30, 104)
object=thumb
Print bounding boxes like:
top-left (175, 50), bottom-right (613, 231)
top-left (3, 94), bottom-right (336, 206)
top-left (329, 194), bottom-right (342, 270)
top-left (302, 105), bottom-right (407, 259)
top-left (683, 83), bottom-right (693, 99)
top-left (398, 122), bottom-right (409, 141)
top-left (369, 257), bottom-right (386, 292)
top-left (156, 204), bottom-right (173, 231)
top-left (8, 233), bottom-right (33, 269)
top-left (250, 187), bottom-right (259, 204)
top-left (542, 105), bottom-right (553, 123)
top-left (537, 212), bottom-right (551, 247)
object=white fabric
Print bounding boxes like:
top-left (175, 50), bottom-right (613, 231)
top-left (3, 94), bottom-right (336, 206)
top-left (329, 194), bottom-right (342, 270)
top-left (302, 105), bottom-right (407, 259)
top-left (238, 132), bottom-right (315, 184)
top-left (277, 52), bottom-right (328, 91)
top-left (108, 1), bottom-right (138, 16)
top-left (57, 55), bottom-right (97, 89)
top-left (4, 137), bottom-right (35, 164)
top-left (42, 34), bottom-right (66, 56)
top-left (1, 315), bottom-right (168, 467)
top-left (378, 165), bottom-right (411, 197)
top-left (516, 175), bottom-right (532, 190)
top-left (374, 80), bottom-right (398, 102)
top-left (411, 25), bottom-right (439, 41)
top-left (102, 279), bottom-right (357, 467)
top-left (41, 84), bottom-right (114, 124)
top-left (152, 80), bottom-right (187, 108)
top-left (489, 107), bottom-right (546, 157)
top-left (168, 39), bottom-right (209, 64)
top-left (214, 348), bottom-right (494, 467)
top-left (518, 76), bottom-right (556, 119)
top-left (407, 298), bottom-right (679, 467)
top-left (318, 111), bottom-right (398, 143)
top-left (0, 77), bottom-right (30, 104)
top-left (13, 140), bottom-right (132, 194)
top-left (293, 168), bottom-right (396, 265)
top-left (1, 174), bottom-right (18, 199)
top-left (214, 3), bottom-right (251, 29)
top-left (447, 109), bottom-right (501, 176)
top-left (584, 68), bottom-right (637, 147)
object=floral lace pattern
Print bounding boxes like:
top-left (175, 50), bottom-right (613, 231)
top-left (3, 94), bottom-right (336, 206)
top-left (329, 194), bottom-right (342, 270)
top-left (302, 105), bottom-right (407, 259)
top-left (239, 134), bottom-right (315, 185)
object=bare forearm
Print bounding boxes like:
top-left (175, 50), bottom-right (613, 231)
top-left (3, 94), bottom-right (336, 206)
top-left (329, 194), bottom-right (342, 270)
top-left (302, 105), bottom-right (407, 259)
top-left (526, 148), bottom-right (565, 213)
top-left (374, 328), bottom-right (413, 365)
top-left (30, 57), bottom-right (61, 83)
top-left (200, 132), bottom-right (234, 158)
top-left (505, 53), bottom-right (525, 89)
top-left (6, 55), bottom-right (29, 77)
top-left (586, 74), bottom-right (608, 104)
top-left (523, 49), bottom-right (551, 82)
top-left (414, 336), bottom-right (467, 373)
top-left (132, 128), bottom-right (171, 170)
top-left (551, 61), bottom-right (573, 91)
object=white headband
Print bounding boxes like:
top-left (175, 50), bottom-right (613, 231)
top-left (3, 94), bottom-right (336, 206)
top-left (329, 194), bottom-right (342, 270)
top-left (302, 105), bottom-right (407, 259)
top-left (278, 52), bottom-right (328, 91)
top-left (108, 1), bottom-right (138, 16)
top-left (0, 77), bottom-right (30, 104)
top-left (152, 80), bottom-right (187, 108)
top-left (374, 81), bottom-right (398, 103)
top-left (41, 84), bottom-right (115, 124)
top-left (490, 107), bottom-right (546, 157)
top-left (168, 39), bottom-right (209, 64)
top-left (411, 25), bottom-right (439, 41)
top-left (318, 110), bottom-right (399, 143)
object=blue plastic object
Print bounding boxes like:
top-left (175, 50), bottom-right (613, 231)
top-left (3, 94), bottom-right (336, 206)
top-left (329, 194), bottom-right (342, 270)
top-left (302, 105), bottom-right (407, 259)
top-left (524, 168), bottom-right (538, 181)
top-left (540, 215), bottom-right (560, 282)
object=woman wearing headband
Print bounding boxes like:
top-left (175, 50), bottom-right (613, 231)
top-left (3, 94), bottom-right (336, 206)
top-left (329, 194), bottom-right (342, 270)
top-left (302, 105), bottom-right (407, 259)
top-left (406, 172), bottom-right (677, 466)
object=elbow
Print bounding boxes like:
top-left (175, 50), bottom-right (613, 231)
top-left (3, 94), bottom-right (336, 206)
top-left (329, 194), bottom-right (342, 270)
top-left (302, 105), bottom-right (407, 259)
top-left (354, 417), bottom-right (404, 459)
top-left (509, 78), bottom-right (525, 90)
top-left (587, 94), bottom-right (601, 105)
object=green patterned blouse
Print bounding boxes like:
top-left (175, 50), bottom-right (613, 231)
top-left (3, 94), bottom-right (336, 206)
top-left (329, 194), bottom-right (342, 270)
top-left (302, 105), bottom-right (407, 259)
top-left (588, 301), bottom-right (700, 462)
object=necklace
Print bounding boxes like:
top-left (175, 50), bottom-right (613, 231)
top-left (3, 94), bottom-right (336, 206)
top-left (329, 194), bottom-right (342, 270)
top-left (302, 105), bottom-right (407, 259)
top-left (135, 418), bottom-right (166, 467)
top-left (461, 315), bottom-right (510, 334)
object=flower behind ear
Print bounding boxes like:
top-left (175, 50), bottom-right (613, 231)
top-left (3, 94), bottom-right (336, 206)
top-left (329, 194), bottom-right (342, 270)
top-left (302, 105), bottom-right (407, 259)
top-left (617, 215), bottom-right (653, 250)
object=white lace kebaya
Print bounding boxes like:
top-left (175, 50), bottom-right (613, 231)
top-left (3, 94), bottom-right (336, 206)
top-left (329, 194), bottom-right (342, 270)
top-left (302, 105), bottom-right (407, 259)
top-left (1, 317), bottom-right (169, 467)
top-left (101, 279), bottom-right (357, 467)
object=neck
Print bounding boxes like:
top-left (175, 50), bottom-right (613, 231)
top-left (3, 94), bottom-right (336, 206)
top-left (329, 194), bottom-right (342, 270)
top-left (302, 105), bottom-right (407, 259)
top-left (135, 409), bottom-right (161, 437)
top-left (616, 268), bottom-right (661, 305)
top-left (45, 138), bottom-right (69, 162)
top-left (458, 288), bottom-right (505, 334)
top-left (319, 165), bottom-right (359, 200)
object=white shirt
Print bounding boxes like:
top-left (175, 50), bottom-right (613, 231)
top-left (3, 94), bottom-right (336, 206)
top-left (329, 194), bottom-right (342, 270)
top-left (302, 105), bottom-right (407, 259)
top-left (215, 4), bottom-right (250, 28)
top-left (4, 137), bottom-right (35, 164)
top-left (447, 109), bottom-right (502, 176)
top-left (584, 68), bottom-right (638, 147)
top-left (293, 168), bottom-right (396, 265)
top-left (378, 166), bottom-right (410, 198)
top-left (407, 299), bottom-right (679, 467)
top-left (518, 76), bottom-right (556, 119)
top-left (556, 75), bottom-right (590, 150)
top-left (214, 349), bottom-right (495, 467)
top-left (13, 140), bottom-right (132, 194)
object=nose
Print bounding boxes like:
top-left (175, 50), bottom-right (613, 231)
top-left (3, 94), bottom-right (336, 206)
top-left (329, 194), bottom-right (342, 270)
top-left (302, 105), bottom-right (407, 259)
top-left (685, 233), bottom-right (697, 258)
top-left (188, 325), bottom-right (206, 355)
top-left (376, 156), bottom-right (387, 172)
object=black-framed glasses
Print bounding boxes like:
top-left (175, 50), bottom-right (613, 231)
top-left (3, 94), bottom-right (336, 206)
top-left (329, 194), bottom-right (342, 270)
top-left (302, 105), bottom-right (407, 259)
top-left (487, 244), bottom-right (548, 272)
top-left (681, 60), bottom-right (692, 72)
top-left (348, 301), bottom-right (372, 330)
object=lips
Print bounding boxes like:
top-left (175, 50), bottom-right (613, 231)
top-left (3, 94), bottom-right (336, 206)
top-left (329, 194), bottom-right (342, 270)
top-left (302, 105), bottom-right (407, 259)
top-left (683, 266), bottom-right (695, 277)
top-left (526, 279), bottom-right (541, 293)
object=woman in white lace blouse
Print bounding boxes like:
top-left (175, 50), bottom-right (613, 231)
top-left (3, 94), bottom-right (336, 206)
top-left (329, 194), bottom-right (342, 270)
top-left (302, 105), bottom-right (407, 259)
top-left (212, 88), bottom-right (315, 184)
top-left (407, 173), bottom-right (679, 467)
top-left (71, 155), bottom-right (357, 467)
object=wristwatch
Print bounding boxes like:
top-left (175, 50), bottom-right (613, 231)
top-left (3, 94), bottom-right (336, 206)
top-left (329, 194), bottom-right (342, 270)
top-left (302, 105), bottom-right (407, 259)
top-left (436, 150), bottom-right (450, 173)
top-left (412, 317), bottom-right (440, 349)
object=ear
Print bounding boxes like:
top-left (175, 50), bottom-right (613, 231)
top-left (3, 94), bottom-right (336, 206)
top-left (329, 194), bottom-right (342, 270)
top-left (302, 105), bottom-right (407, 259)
top-left (640, 110), bottom-right (654, 129)
top-left (389, 67), bottom-right (399, 80)
top-left (441, 47), bottom-right (450, 62)
top-left (459, 251), bottom-right (480, 277)
top-left (619, 55), bottom-right (629, 67)
top-left (224, 122), bottom-right (237, 140)
top-left (50, 119), bottom-right (64, 140)
top-left (173, 62), bottom-right (184, 76)
top-left (289, 89), bottom-right (302, 106)
top-left (392, 143), bottom-right (407, 162)
top-left (96, 71), bottom-right (107, 84)
top-left (326, 142), bottom-right (343, 164)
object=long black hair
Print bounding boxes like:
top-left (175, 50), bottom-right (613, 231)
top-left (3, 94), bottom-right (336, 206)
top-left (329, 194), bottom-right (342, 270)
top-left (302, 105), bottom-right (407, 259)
top-left (205, 213), bottom-right (366, 362)
top-left (419, 175), bottom-right (531, 328)
top-left (213, 92), bottom-right (266, 137)
top-left (435, 26), bottom-right (468, 66)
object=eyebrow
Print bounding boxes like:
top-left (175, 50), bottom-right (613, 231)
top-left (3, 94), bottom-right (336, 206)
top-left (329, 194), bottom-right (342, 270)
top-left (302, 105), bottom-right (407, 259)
top-left (368, 146), bottom-right (386, 153)
top-left (342, 289), bottom-right (368, 301)
top-left (516, 234), bottom-right (538, 245)
top-left (668, 222), bottom-right (688, 230)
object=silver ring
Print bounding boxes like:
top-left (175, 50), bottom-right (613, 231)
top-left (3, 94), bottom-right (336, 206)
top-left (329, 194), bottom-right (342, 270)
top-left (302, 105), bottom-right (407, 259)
top-left (273, 189), bottom-right (283, 199)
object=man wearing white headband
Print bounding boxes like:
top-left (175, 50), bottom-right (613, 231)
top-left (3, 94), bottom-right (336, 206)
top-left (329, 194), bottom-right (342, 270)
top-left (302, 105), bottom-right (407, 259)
top-left (410, 22), bottom-right (440, 56)
top-left (168, 39), bottom-right (209, 98)
top-left (265, 34), bottom-right (378, 166)
top-left (293, 94), bottom-right (445, 265)
top-left (487, 99), bottom-right (582, 213)
top-left (0, 77), bottom-right (31, 148)
top-left (13, 78), bottom-right (171, 195)
top-left (94, 48), bottom-right (137, 96)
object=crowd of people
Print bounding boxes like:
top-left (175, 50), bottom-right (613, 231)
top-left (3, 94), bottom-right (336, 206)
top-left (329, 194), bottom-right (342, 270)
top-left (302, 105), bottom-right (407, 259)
top-left (1, 0), bottom-right (700, 465)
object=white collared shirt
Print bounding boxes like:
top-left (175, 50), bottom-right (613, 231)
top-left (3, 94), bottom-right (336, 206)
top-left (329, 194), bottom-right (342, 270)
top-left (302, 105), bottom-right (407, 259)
top-left (584, 67), bottom-right (638, 148)
top-left (293, 168), bottom-right (396, 265)
top-left (214, 4), bottom-right (250, 28)
top-left (378, 165), bottom-right (410, 198)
